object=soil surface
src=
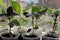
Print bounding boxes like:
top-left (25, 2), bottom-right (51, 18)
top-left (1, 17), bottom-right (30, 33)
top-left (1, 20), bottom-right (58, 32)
top-left (24, 35), bottom-right (37, 38)
top-left (2, 33), bottom-right (16, 38)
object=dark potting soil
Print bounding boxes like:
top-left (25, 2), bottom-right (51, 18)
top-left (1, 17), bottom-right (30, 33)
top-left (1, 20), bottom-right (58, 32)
top-left (24, 35), bottom-right (37, 38)
top-left (2, 33), bottom-right (16, 38)
top-left (0, 37), bottom-right (2, 40)
top-left (2, 33), bottom-right (23, 40)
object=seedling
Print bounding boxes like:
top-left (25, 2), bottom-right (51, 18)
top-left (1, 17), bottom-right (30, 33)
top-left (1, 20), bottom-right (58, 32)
top-left (0, 6), bottom-right (19, 37)
top-left (23, 6), bottom-right (48, 35)
top-left (52, 10), bottom-right (60, 33)
top-left (10, 1), bottom-right (29, 32)
top-left (43, 8), bottom-right (60, 39)
top-left (47, 8), bottom-right (60, 33)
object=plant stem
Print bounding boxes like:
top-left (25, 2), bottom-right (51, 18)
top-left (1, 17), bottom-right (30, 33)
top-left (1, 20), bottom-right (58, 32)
top-left (18, 7), bottom-right (22, 32)
top-left (36, 18), bottom-right (38, 27)
top-left (9, 19), bottom-right (13, 37)
top-left (52, 14), bottom-right (58, 32)
top-left (18, 14), bottom-right (21, 31)
top-left (10, 27), bottom-right (13, 37)
top-left (2, 22), bottom-right (5, 29)
top-left (32, 16), bottom-right (34, 35)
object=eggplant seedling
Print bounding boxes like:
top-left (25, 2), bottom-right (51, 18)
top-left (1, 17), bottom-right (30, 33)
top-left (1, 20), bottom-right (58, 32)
top-left (7, 6), bottom-right (18, 37)
top-left (47, 9), bottom-right (60, 33)
top-left (51, 10), bottom-right (60, 33)
top-left (10, 1), bottom-right (29, 32)
top-left (23, 5), bottom-right (48, 36)
top-left (0, 6), bottom-right (18, 38)
top-left (32, 6), bottom-right (48, 34)
top-left (10, 1), bottom-right (30, 40)
top-left (42, 9), bottom-right (60, 40)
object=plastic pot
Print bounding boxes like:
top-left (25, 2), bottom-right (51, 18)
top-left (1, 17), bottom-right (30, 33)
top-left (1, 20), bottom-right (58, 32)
top-left (22, 34), bottom-right (40, 40)
top-left (42, 35), bottom-right (59, 40)
top-left (1, 33), bottom-right (20, 40)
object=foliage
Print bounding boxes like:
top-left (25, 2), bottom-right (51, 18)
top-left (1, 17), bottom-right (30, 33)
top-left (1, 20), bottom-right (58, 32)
top-left (20, 17), bottom-right (28, 26)
top-left (12, 19), bottom-right (20, 26)
top-left (47, 8), bottom-right (52, 14)
top-left (32, 6), bottom-right (48, 19)
top-left (47, 8), bottom-right (60, 14)
top-left (23, 6), bottom-right (31, 12)
top-left (39, 6), bottom-right (48, 14)
top-left (2, 9), bottom-right (6, 14)
top-left (54, 10), bottom-right (60, 14)
top-left (10, 1), bottom-right (21, 14)
top-left (10, 1), bottom-right (28, 26)
top-left (32, 6), bottom-right (40, 12)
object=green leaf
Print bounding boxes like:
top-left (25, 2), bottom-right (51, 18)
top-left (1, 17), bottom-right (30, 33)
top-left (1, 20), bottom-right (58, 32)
top-left (10, 1), bottom-right (21, 14)
top-left (12, 20), bottom-right (20, 26)
top-left (34, 14), bottom-right (40, 19)
top-left (40, 6), bottom-right (48, 14)
top-left (47, 8), bottom-right (52, 14)
top-left (32, 6), bottom-right (40, 19)
top-left (32, 6), bottom-right (40, 12)
top-left (23, 7), bottom-right (30, 12)
top-left (9, 16), bottom-right (14, 20)
top-left (54, 10), bottom-right (60, 14)
top-left (20, 17), bottom-right (28, 26)
top-left (2, 9), bottom-right (6, 14)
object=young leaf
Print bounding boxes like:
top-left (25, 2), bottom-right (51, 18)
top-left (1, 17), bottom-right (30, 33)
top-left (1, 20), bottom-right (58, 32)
top-left (23, 7), bottom-right (30, 12)
top-left (4, 6), bottom-right (18, 17)
top-left (32, 6), bottom-right (40, 19)
top-left (40, 6), bottom-right (48, 14)
top-left (7, 6), bottom-right (13, 14)
top-left (32, 6), bottom-right (40, 12)
top-left (20, 17), bottom-right (28, 26)
top-left (2, 9), bottom-right (6, 14)
top-left (33, 12), bottom-right (40, 19)
top-left (12, 20), bottom-right (20, 26)
top-left (47, 8), bottom-right (52, 14)
top-left (10, 1), bottom-right (21, 14)
top-left (54, 10), bottom-right (60, 14)
top-left (8, 16), bottom-right (14, 20)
